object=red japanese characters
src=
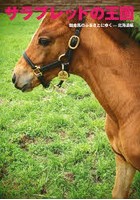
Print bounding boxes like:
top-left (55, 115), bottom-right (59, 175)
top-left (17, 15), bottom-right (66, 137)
top-left (5, 6), bottom-right (134, 21)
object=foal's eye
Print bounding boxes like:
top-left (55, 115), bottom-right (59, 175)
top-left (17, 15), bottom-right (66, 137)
top-left (38, 38), bottom-right (51, 46)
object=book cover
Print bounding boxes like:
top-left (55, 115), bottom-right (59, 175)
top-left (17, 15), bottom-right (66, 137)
top-left (0, 0), bottom-right (140, 199)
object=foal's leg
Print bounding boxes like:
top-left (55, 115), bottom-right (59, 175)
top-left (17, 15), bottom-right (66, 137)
top-left (112, 155), bottom-right (136, 199)
top-left (105, 115), bottom-right (136, 198)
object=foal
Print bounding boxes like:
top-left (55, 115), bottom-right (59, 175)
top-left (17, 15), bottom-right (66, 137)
top-left (12, 13), bottom-right (140, 198)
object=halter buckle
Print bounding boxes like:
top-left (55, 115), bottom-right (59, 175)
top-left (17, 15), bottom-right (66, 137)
top-left (34, 66), bottom-right (42, 77)
top-left (68, 35), bottom-right (80, 49)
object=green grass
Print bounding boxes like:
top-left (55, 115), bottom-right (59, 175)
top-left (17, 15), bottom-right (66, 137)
top-left (0, 13), bottom-right (140, 198)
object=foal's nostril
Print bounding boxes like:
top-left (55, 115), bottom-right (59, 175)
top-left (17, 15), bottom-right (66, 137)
top-left (12, 74), bottom-right (16, 84)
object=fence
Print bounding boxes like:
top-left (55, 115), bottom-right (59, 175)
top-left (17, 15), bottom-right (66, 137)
top-left (0, 0), bottom-right (140, 12)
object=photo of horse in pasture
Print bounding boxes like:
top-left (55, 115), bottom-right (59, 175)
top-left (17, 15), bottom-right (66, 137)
top-left (0, 10), bottom-right (140, 199)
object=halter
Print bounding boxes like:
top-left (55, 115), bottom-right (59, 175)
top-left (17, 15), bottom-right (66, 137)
top-left (23, 18), bottom-right (85, 88)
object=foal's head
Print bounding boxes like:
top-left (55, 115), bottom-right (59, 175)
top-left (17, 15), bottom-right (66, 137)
top-left (12, 13), bottom-right (75, 92)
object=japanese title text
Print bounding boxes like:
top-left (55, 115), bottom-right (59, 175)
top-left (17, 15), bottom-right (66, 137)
top-left (5, 6), bottom-right (134, 21)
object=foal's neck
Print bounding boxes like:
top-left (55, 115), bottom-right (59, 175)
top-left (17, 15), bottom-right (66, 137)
top-left (69, 18), bottom-right (140, 124)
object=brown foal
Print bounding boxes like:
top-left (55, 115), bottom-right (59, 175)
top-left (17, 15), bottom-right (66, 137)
top-left (12, 13), bottom-right (140, 198)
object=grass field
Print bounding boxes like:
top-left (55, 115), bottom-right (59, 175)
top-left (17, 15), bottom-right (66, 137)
top-left (0, 13), bottom-right (140, 199)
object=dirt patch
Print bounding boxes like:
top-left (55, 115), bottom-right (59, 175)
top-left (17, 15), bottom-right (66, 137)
top-left (0, 164), bottom-right (8, 180)
top-left (59, 131), bottom-right (67, 140)
top-left (40, 184), bottom-right (47, 195)
top-left (64, 172), bottom-right (75, 182)
top-left (46, 137), bottom-right (53, 144)
top-left (90, 167), bottom-right (102, 183)
top-left (18, 134), bottom-right (35, 150)
top-left (0, 99), bottom-right (4, 105)
top-left (86, 131), bottom-right (95, 142)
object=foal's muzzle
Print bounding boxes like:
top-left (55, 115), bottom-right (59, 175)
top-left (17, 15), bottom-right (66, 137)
top-left (12, 73), bottom-right (16, 84)
top-left (12, 72), bottom-right (50, 92)
top-left (12, 73), bottom-right (31, 92)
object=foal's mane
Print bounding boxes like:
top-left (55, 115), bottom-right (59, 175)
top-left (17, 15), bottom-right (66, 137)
top-left (72, 9), bottom-right (140, 45)
top-left (108, 20), bottom-right (140, 45)
top-left (102, 12), bottom-right (140, 45)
